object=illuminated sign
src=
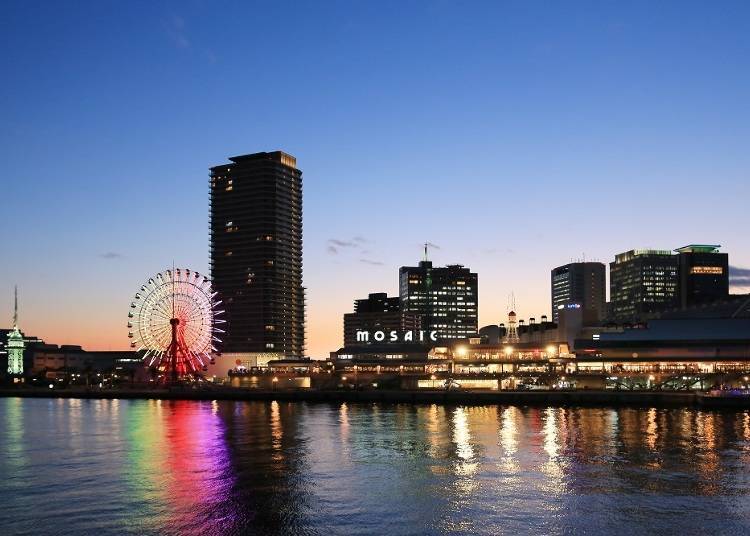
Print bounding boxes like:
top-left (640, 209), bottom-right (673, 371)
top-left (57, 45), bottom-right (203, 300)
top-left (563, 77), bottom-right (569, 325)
top-left (557, 303), bottom-right (581, 310)
top-left (690, 266), bottom-right (723, 274)
top-left (356, 330), bottom-right (439, 343)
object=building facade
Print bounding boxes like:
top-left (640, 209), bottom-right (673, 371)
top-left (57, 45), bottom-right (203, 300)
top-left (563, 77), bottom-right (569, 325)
top-left (209, 151), bottom-right (305, 364)
top-left (609, 249), bottom-right (679, 322)
top-left (399, 260), bottom-right (478, 342)
top-left (343, 293), bottom-right (420, 347)
top-left (551, 262), bottom-right (606, 324)
top-left (675, 245), bottom-right (729, 309)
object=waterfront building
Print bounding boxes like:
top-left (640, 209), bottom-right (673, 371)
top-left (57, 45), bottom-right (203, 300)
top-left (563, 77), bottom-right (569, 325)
top-left (659, 293), bottom-right (750, 320)
top-left (209, 151), bottom-right (305, 366)
top-left (551, 262), bottom-right (606, 324)
top-left (329, 343), bottom-right (451, 384)
top-left (343, 293), bottom-right (420, 347)
top-left (675, 244), bottom-right (729, 309)
top-left (399, 258), bottom-right (478, 342)
top-left (574, 317), bottom-right (750, 389)
top-left (31, 346), bottom-right (140, 374)
top-left (609, 249), bottom-right (679, 322)
top-left (445, 339), bottom-right (567, 389)
top-left (518, 315), bottom-right (561, 344)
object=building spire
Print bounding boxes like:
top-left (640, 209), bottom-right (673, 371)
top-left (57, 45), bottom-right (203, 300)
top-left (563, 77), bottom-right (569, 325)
top-left (13, 285), bottom-right (18, 328)
top-left (423, 242), bottom-right (429, 262)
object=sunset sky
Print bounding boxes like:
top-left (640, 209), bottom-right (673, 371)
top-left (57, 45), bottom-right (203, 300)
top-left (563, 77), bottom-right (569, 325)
top-left (1, 1), bottom-right (749, 357)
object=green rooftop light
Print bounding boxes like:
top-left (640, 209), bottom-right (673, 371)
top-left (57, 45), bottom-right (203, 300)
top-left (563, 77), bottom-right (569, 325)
top-left (674, 244), bottom-right (721, 254)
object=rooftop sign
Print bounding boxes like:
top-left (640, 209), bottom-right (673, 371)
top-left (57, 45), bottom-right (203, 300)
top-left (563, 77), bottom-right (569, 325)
top-left (356, 330), bottom-right (439, 343)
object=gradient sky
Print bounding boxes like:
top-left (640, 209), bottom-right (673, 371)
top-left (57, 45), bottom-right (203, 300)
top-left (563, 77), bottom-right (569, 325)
top-left (1, 1), bottom-right (749, 358)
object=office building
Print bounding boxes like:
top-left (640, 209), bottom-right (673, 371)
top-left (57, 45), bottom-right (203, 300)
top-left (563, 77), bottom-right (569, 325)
top-left (675, 245), bottom-right (729, 309)
top-left (551, 262), bottom-right (606, 324)
top-left (344, 293), bottom-right (420, 347)
top-left (209, 151), bottom-right (305, 364)
top-left (609, 249), bottom-right (678, 322)
top-left (399, 260), bottom-right (478, 341)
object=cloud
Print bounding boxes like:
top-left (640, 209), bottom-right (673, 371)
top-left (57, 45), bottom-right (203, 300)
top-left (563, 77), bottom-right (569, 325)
top-left (100, 252), bottom-right (123, 260)
top-left (730, 266), bottom-right (750, 277)
top-left (730, 266), bottom-right (750, 288)
top-left (359, 259), bottom-right (384, 266)
top-left (327, 237), bottom-right (372, 256)
top-left (328, 239), bottom-right (357, 248)
top-left (166, 15), bottom-right (190, 49)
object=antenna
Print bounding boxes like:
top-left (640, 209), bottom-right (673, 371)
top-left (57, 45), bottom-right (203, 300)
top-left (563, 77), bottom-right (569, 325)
top-left (423, 242), bottom-right (428, 262)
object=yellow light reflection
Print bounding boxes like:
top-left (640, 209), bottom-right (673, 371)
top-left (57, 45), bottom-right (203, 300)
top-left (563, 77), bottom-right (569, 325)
top-left (452, 407), bottom-right (478, 482)
top-left (270, 400), bottom-right (283, 460)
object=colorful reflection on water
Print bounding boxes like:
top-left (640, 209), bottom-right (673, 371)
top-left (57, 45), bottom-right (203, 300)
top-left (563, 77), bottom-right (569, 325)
top-left (2, 399), bottom-right (750, 535)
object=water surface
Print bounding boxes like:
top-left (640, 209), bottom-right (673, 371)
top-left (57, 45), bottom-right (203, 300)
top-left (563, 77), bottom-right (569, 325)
top-left (1, 398), bottom-right (750, 535)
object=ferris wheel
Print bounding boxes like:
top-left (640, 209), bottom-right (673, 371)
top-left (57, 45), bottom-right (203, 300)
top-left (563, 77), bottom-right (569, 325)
top-left (128, 268), bottom-right (224, 380)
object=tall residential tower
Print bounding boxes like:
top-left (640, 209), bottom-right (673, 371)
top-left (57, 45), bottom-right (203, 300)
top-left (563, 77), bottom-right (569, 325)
top-left (209, 151), bottom-right (305, 364)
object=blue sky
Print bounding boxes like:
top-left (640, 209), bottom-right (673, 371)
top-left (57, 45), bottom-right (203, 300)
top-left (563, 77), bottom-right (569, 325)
top-left (1, 1), bottom-right (749, 356)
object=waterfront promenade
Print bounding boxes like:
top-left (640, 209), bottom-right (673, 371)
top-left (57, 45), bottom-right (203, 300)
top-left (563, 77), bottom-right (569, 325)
top-left (1, 386), bottom-right (746, 409)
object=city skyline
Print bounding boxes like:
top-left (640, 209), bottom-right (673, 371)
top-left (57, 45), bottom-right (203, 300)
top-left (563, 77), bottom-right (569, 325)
top-left (2, 1), bottom-right (750, 358)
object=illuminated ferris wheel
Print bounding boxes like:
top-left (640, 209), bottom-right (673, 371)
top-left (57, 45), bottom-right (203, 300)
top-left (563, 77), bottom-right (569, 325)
top-left (128, 268), bottom-right (224, 380)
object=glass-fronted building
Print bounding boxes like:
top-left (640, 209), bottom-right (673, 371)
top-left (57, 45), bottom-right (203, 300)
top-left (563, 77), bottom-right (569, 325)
top-left (609, 249), bottom-right (679, 322)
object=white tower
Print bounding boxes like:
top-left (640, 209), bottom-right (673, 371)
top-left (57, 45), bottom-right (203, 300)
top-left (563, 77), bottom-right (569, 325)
top-left (503, 310), bottom-right (520, 344)
top-left (6, 286), bottom-right (25, 377)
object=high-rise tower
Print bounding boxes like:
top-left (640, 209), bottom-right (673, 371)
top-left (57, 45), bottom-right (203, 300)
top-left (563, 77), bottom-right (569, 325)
top-left (209, 151), bottom-right (305, 364)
